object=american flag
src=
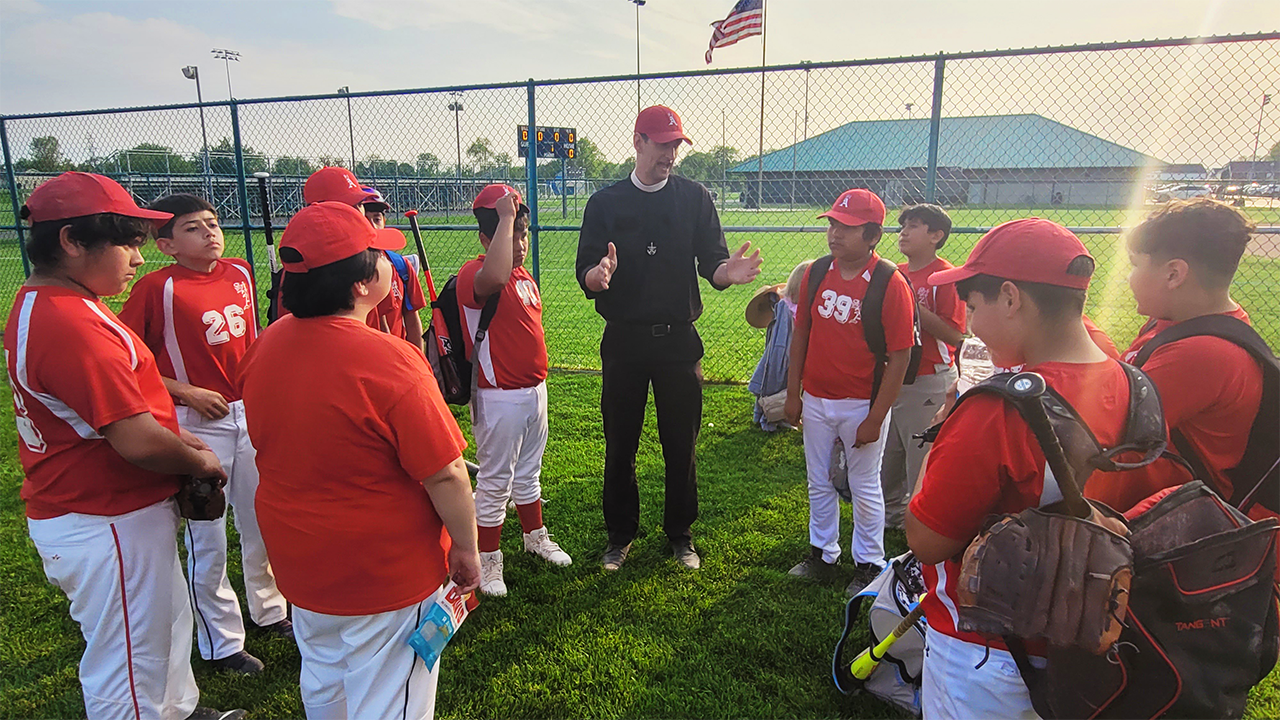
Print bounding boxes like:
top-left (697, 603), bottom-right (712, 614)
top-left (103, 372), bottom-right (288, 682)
top-left (705, 0), bottom-right (764, 65)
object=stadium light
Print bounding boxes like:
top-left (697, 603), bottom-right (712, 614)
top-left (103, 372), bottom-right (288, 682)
top-left (211, 48), bottom-right (240, 100)
top-left (448, 92), bottom-right (464, 207)
top-left (629, 0), bottom-right (646, 113)
top-left (182, 66), bottom-right (212, 197)
top-left (338, 86), bottom-right (356, 170)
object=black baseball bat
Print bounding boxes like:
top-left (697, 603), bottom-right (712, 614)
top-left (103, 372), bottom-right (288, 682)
top-left (252, 172), bottom-right (282, 323)
top-left (1007, 371), bottom-right (1092, 519)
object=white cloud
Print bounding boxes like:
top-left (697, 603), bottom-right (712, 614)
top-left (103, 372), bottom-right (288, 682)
top-left (0, 0), bottom-right (44, 14)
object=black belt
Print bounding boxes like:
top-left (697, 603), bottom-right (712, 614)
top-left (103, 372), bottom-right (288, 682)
top-left (609, 321), bottom-right (692, 337)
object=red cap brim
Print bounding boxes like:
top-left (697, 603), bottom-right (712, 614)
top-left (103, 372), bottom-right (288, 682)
top-left (371, 227), bottom-right (407, 251)
top-left (927, 265), bottom-right (978, 286)
top-left (645, 131), bottom-right (692, 145)
top-left (817, 210), bottom-right (868, 226)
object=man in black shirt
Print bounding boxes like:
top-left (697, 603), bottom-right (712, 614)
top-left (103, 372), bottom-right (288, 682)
top-left (576, 105), bottom-right (762, 571)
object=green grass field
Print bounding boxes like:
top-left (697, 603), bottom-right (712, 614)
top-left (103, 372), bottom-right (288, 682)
top-left (0, 372), bottom-right (1277, 718)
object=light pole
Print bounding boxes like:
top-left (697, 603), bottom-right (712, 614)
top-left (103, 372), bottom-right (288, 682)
top-left (182, 65), bottom-right (212, 196)
top-left (210, 48), bottom-right (240, 99)
top-left (1250, 92), bottom-right (1272, 184)
top-left (905, 102), bottom-right (914, 118)
top-left (448, 92), bottom-right (464, 209)
top-left (801, 60), bottom-right (811, 140)
top-left (338, 86), bottom-right (356, 170)
top-left (629, 0), bottom-right (645, 114)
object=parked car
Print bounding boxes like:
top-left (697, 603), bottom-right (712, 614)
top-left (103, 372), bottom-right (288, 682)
top-left (1155, 184), bottom-right (1213, 202)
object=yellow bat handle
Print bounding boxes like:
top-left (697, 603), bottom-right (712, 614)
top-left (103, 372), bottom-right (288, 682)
top-left (848, 596), bottom-right (928, 681)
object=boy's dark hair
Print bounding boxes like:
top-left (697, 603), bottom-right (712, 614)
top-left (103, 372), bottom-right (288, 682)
top-left (474, 207), bottom-right (531, 241)
top-left (1126, 198), bottom-right (1255, 289)
top-left (955, 256), bottom-right (1096, 321)
top-left (148, 194), bottom-right (217, 239)
top-left (280, 248), bottom-right (381, 318)
top-left (860, 222), bottom-right (883, 245)
top-left (20, 211), bottom-right (152, 270)
top-left (898, 204), bottom-right (953, 248)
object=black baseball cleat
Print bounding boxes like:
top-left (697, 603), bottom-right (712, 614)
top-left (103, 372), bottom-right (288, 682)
top-left (788, 546), bottom-right (839, 583)
top-left (208, 649), bottom-right (265, 675)
top-left (602, 542), bottom-right (632, 571)
top-left (258, 618), bottom-right (294, 641)
top-left (185, 707), bottom-right (248, 720)
top-left (845, 562), bottom-right (885, 598)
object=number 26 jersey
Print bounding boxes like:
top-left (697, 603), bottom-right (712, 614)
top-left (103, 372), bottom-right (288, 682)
top-left (119, 258), bottom-right (259, 403)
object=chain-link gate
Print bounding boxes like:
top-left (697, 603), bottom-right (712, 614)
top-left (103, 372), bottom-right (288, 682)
top-left (3, 33), bottom-right (1277, 381)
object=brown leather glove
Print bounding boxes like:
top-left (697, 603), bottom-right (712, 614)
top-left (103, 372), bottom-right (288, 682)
top-left (175, 475), bottom-right (227, 521)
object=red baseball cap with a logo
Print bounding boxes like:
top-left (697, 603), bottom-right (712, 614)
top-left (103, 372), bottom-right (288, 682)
top-left (928, 218), bottom-right (1093, 290)
top-left (303, 167), bottom-right (376, 206)
top-left (635, 105), bottom-right (692, 145)
top-left (279, 202), bottom-right (407, 273)
top-left (472, 184), bottom-right (529, 213)
top-left (23, 172), bottom-right (173, 225)
top-left (818, 189), bottom-right (886, 227)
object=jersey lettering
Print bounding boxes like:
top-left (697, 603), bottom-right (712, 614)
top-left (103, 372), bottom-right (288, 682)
top-left (7, 350), bottom-right (47, 454)
top-left (203, 304), bottom-right (249, 346)
top-left (514, 279), bottom-right (540, 308)
top-left (816, 290), bottom-right (862, 325)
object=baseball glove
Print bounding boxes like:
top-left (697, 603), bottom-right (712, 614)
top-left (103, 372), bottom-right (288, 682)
top-left (955, 501), bottom-right (1132, 654)
top-left (175, 474), bottom-right (227, 521)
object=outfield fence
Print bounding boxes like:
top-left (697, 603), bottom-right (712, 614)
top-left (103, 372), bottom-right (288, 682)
top-left (3, 33), bottom-right (1279, 381)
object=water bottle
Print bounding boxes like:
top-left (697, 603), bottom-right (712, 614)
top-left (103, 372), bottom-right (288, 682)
top-left (957, 337), bottom-right (995, 394)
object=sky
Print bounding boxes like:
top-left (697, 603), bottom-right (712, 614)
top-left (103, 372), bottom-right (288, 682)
top-left (0, 0), bottom-right (1276, 166)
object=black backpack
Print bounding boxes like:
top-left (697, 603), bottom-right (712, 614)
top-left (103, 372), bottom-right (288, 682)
top-left (804, 255), bottom-right (923, 403)
top-left (1130, 314), bottom-right (1280, 515)
top-left (429, 276), bottom-right (499, 406)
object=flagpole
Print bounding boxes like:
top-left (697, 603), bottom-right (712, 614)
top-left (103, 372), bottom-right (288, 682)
top-left (756, 0), bottom-right (767, 208)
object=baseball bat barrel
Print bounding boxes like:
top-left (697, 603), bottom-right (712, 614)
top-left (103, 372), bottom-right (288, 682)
top-left (1008, 372), bottom-right (1091, 519)
top-left (848, 598), bottom-right (928, 681)
top-left (252, 172), bottom-right (280, 275)
top-left (403, 210), bottom-right (439, 301)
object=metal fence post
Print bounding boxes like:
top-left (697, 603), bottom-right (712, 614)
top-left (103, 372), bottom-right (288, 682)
top-left (526, 79), bottom-right (540, 285)
top-left (925, 54), bottom-right (946, 203)
top-left (1, 118), bottom-right (31, 278)
top-left (229, 101), bottom-right (257, 271)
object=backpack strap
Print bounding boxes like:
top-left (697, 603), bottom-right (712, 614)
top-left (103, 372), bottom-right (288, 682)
top-left (1130, 313), bottom-right (1270, 368)
top-left (473, 292), bottom-right (501, 345)
top-left (864, 258), bottom-right (923, 402)
top-left (384, 250), bottom-right (415, 311)
top-left (804, 255), bottom-right (834, 312)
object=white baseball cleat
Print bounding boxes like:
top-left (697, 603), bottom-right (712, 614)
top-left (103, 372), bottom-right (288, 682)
top-left (479, 550), bottom-right (507, 596)
top-left (523, 526), bottom-right (572, 566)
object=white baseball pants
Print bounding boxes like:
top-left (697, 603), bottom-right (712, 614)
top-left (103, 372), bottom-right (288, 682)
top-left (293, 595), bottom-right (442, 720)
top-left (881, 366), bottom-right (957, 528)
top-left (922, 630), bottom-right (1042, 719)
top-left (802, 392), bottom-right (890, 566)
top-left (27, 499), bottom-right (200, 720)
top-left (470, 381), bottom-right (548, 528)
top-left (179, 400), bottom-right (287, 660)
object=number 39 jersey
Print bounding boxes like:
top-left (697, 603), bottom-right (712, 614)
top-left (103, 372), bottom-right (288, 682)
top-left (119, 258), bottom-right (258, 403)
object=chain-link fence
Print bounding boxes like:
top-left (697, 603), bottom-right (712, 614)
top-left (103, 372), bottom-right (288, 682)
top-left (3, 33), bottom-right (1278, 381)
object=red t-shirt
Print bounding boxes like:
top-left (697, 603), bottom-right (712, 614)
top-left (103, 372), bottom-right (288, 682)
top-left (5, 286), bottom-right (182, 519)
top-left (237, 314), bottom-right (466, 616)
top-left (910, 359), bottom-right (1165, 647)
top-left (797, 253), bottom-right (916, 400)
top-left (455, 258), bottom-right (549, 390)
top-left (900, 258), bottom-right (965, 375)
top-left (1121, 306), bottom-right (1262, 501)
top-left (119, 259), bottom-right (259, 403)
top-left (366, 251), bottom-right (428, 342)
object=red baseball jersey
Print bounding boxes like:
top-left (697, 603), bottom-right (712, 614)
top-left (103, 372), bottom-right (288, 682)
top-left (910, 359), bottom-right (1166, 648)
top-left (365, 251), bottom-right (428, 342)
top-left (237, 315), bottom-right (466, 616)
top-left (5, 286), bottom-right (182, 519)
top-left (455, 258), bottom-right (549, 390)
top-left (118, 259), bottom-right (258, 403)
top-left (900, 258), bottom-right (965, 375)
top-left (797, 253), bottom-right (916, 400)
top-left (1121, 306), bottom-right (1261, 501)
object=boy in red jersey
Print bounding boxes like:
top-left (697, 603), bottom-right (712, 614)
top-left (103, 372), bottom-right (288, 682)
top-left (120, 194), bottom-right (290, 675)
top-left (459, 185), bottom-right (572, 597)
top-left (7, 172), bottom-right (241, 720)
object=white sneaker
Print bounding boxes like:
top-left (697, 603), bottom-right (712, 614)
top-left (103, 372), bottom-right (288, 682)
top-left (478, 550), bottom-right (507, 596)
top-left (523, 526), bottom-right (572, 566)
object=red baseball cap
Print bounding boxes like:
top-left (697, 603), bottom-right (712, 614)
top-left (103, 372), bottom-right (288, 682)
top-left (303, 167), bottom-right (376, 206)
top-left (818, 189), bottom-right (886, 227)
top-left (23, 172), bottom-right (173, 226)
top-left (635, 105), bottom-right (692, 145)
top-left (928, 218), bottom-right (1093, 290)
top-left (279, 202), bottom-right (407, 273)
top-left (472, 184), bottom-right (529, 213)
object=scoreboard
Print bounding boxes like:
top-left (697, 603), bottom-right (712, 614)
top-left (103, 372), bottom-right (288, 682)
top-left (518, 125), bottom-right (577, 160)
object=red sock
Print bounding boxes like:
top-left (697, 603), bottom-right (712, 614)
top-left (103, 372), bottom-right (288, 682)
top-left (477, 523), bottom-right (503, 553)
top-left (515, 501), bottom-right (544, 535)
